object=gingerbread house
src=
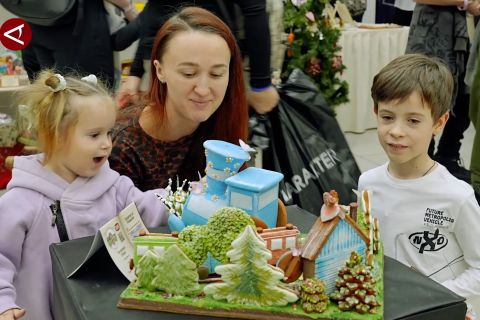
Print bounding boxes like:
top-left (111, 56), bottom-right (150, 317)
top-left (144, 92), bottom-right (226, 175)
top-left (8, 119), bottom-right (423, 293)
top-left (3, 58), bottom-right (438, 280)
top-left (301, 214), bottom-right (370, 293)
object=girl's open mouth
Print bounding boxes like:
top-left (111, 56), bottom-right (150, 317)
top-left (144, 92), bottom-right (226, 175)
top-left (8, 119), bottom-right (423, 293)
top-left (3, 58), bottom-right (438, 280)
top-left (93, 156), bottom-right (105, 164)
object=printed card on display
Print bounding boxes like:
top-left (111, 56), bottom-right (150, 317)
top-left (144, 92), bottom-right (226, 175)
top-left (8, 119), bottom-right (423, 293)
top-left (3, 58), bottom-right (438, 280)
top-left (68, 202), bottom-right (148, 282)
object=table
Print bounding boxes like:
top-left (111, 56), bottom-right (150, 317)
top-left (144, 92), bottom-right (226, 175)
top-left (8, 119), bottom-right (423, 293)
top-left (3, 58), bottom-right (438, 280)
top-left (335, 26), bottom-right (410, 133)
top-left (0, 85), bottom-right (28, 111)
top-left (50, 206), bottom-right (467, 320)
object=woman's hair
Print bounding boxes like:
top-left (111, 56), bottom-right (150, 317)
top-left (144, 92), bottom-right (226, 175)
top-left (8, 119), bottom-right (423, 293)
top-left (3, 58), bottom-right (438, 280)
top-left (371, 54), bottom-right (454, 121)
top-left (147, 6), bottom-right (248, 143)
top-left (17, 70), bottom-right (113, 163)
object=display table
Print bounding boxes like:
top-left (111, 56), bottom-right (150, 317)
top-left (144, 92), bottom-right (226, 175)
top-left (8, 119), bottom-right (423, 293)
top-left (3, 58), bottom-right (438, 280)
top-left (335, 26), bottom-right (410, 133)
top-left (50, 206), bottom-right (466, 320)
top-left (0, 85), bottom-right (28, 111)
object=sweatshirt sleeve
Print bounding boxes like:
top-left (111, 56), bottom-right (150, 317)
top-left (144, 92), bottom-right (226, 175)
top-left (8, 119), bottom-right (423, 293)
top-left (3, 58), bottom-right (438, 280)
top-left (442, 194), bottom-right (480, 298)
top-left (110, 16), bottom-right (141, 51)
top-left (114, 175), bottom-right (168, 228)
top-left (128, 45), bottom-right (146, 78)
top-left (0, 191), bottom-right (33, 314)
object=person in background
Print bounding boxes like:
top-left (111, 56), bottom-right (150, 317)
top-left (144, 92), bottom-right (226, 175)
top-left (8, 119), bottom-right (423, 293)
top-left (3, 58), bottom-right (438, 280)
top-left (0, 71), bottom-right (168, 320)
top-left (393, 0), bottom-right (415, 26)
top-left (406, 0), bottom-right (480, 183)
top-left (359, 54), bottom-right (480, 319)
top-left (466, 22), bottom-right (480, 204)
top-left (109, 7), bottom-right (249, 191)
top-left (112, 0), bottom-right (279, 114)
top-left (20, 0), bottom-right (138, 89)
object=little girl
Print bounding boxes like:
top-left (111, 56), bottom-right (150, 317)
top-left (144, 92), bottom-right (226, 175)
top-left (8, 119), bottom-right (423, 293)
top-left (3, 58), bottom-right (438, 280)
top-left (0, 71), bottom-right (168, 320)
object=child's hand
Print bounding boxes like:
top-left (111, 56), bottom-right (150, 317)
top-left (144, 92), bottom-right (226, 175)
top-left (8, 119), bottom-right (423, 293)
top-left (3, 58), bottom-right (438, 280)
top-left (466, 303), bottom-right (478, 320)
top-left (116, 76), bottom-right (141, 109)
top-left (0, 308), bottom-right (26, 320)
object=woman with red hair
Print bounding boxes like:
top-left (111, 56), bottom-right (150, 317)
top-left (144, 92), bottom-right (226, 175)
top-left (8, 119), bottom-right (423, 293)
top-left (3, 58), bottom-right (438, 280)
top-left (109, 7), bottom-right (248, 190)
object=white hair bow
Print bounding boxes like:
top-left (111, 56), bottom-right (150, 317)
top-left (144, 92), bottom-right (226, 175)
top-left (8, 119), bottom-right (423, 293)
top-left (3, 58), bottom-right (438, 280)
top-left (50, 74), bottom-right (67, 92)
top-left (81, 74), bottom-right (97, 85)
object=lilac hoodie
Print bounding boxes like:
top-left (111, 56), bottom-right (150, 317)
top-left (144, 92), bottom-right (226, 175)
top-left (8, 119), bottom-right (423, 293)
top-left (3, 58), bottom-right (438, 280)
top-left (0, 154), bottom-right (168, 320)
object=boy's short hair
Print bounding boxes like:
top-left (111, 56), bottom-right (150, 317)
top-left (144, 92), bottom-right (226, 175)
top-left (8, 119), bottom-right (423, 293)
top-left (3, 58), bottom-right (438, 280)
top-left (371, 54), bottom-right (453, 121)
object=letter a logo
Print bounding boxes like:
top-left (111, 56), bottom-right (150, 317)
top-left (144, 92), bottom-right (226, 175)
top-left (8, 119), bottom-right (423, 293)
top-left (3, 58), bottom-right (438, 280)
top-left (0, 18), bottom-right (32, 50)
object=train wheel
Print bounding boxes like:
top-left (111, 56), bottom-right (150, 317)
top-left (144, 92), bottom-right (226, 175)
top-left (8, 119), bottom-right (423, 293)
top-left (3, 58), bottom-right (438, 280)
top-left (276, 250), bottom-right (302, 283)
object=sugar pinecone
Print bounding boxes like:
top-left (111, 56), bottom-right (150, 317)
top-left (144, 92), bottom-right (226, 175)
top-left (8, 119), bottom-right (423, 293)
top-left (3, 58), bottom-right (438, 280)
top-left (330, 251), bottom-right (380, 314)
top-left (300, 278), bottom-right (328, 313)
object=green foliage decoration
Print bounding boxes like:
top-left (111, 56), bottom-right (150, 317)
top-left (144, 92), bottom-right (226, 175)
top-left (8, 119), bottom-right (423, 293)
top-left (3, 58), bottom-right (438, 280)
top-left (177, 225), bottom-right (209, 266)
top-left (283, 0), bottom-right (349, 106)
top-left (205, 207), bottom-right (255, 264)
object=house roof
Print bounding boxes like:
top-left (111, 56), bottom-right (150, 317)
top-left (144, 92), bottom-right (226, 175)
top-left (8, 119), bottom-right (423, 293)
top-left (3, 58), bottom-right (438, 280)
top-left (301, 215), bottom-right (370, 261)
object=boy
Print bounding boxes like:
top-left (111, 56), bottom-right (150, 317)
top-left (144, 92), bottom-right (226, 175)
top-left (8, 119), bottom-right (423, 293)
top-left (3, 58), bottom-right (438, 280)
top-left (358, 54), bottom-right (480, 313)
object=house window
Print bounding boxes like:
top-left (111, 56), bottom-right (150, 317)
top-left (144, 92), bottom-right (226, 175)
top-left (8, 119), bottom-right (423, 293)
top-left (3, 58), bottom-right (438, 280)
top-left (258, 186), bottom-right (278, 210)
top-left (285, 236), bottom-right (296, 249)
top-left (230, 191), bottom-right (253, 210)
top-left (154, 246), bottom-right (165, 255)
top-left (136, 245), bottom-right (148, 256)
top-left (271, 238), bottom-right (283, 250)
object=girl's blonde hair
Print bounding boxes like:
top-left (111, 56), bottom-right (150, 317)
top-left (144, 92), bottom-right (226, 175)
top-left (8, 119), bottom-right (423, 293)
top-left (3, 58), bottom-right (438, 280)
top-left (17, 70), bottom-right (113, 163)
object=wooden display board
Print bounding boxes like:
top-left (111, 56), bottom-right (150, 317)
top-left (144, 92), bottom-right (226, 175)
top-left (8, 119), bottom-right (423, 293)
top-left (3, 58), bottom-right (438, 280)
top-left (117, 275), bottom-right (384, 320)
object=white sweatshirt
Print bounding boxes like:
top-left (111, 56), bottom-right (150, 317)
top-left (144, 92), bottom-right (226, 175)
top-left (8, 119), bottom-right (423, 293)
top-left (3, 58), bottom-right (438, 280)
top-left (358, 163), bottom-right (480, 298)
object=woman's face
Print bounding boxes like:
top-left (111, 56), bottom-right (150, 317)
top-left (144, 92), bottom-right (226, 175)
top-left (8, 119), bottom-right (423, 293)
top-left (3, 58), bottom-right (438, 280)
top-left (153, 31), bottom-right (230, 129)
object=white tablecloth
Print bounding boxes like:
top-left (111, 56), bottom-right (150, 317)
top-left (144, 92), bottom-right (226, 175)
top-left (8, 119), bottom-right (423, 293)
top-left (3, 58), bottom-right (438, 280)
top-left (335, 26), bottom-right (410, 133)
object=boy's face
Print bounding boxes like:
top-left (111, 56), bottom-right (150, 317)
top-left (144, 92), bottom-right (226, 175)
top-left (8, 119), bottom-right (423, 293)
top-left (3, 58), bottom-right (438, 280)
top-left (376, 91), bottom-right (448, 170)
top-left (47, 95), bottom-right (116, 183)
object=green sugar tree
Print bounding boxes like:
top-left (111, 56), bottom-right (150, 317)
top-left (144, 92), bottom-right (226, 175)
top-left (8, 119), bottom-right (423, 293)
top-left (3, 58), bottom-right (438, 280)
top-left (204, 225), bottom-right (298, 306)
top-left (136, 250), bottom-right (160, 292)
top-left (151, 245), bottom-right (200, 296)
top-left (283, 0), bottom-right (348, 107)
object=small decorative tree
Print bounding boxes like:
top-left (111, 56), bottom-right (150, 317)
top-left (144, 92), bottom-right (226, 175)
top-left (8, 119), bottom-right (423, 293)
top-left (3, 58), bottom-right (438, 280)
top-left (136, 250), bottom-right (160, 292)
top-left (299, 278), bottom-right (329, 313)
top-left (151, 245), bottom-right (200, 296)
top-left (283, 0), bottom-right (348, 107)
top-left (330, 251), bottom-right (380, 314)
top-left (204, 225), bottom-right (298, 306)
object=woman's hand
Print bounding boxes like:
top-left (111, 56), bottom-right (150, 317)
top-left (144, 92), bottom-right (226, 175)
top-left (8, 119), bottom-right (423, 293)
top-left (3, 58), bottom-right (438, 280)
top-left (247, 86), bottom-right (280, 114)
top-left (467, 0), bottom-right (480, 15)
top-left (104, 0), bottom-right (138, 21)
top-left (0, 308), bottom-right (26, 320)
